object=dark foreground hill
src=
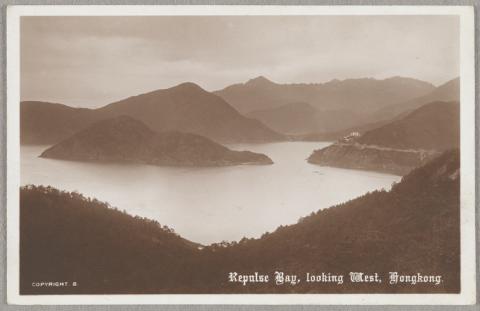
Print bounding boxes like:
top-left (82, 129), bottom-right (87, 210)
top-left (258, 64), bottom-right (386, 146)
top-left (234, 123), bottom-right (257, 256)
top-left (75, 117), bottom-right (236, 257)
top-left (21, 150), bottom-right (459, 294)
top-left (20, 185), bottom-right (200, 294)
top-left (21, 82), bottom-right (284, 145)
top-left (308, 101), bottom-right (459, 175)
top-left (40, 116), bottom-right (273, 166)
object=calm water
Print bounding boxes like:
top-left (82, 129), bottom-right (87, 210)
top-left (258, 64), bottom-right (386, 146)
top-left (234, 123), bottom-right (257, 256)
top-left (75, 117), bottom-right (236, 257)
top-left (21, 142), bottom-right (400, 245)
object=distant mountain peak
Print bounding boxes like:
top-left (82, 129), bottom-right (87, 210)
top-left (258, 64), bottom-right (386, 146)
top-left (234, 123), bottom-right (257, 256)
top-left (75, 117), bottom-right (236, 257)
top-left (246, 76), bottom-right (275, 86)
top-left (170, 82), bottom-right (205, 92)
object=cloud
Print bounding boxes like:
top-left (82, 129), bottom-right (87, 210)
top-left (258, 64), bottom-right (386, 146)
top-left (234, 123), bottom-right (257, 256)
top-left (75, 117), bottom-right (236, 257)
top-left (20, 15), bottom-right (459, 108)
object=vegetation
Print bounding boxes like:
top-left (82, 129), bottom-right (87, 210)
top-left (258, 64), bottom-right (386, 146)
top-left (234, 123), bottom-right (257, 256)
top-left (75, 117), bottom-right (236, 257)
top-left (358, 101), bottom-right (459, 150)
top-left (308, 143), bottom-right (439, 175)
top-left (20, 185), bottom-right (200, 294)
top-left (308, 101), bottom-right (459, 175)
top-left (40, 116), bottom-right (273, 166)
top-left (21, 150), bottom-right (459, 294)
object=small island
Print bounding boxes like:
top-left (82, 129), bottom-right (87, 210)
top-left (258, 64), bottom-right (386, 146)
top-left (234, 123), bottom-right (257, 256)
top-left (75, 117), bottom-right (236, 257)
top-left (40, 116), bottom-right (273, 166)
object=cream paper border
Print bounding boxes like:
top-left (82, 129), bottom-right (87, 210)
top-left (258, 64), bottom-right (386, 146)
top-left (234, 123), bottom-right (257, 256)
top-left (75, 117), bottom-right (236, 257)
top-left (6, 5), bottom-right (476, 305)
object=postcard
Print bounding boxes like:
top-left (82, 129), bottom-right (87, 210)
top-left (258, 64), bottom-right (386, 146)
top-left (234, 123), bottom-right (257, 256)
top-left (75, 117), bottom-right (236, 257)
top-left (6, 5), bottom-right (476, 305)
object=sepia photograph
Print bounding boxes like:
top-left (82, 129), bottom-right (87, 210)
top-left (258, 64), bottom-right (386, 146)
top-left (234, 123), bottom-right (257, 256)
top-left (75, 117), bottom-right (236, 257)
top-left (6, 5), bottom-right (476, 305)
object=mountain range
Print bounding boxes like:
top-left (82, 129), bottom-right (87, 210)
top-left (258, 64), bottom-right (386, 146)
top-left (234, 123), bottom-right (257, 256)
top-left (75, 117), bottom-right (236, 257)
top-left (214, 76), bottom-right (435, 115)
top-left (95, 82), bottom-right (283, 143)
top-left (21, 82), bottom-right (283, 145)
top-left (22, 76), bottom-right (458, 145)
top-left (239, 77), bottom-right (459, 137)
top-left (22, 75), bottom-right (460, 174)
top-left (40, 116), bottom-right (273, 166)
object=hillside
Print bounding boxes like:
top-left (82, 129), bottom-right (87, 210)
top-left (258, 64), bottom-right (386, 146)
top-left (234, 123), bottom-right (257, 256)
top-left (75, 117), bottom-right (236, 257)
top-left (292, 119), bottom-right (391, 142)
top-left (210, 150), bottom-right (460, 293)
top-left (371, 77), bottom-right (459, 122)
top-left (357, 101), bottom-right (459, 150)
top-left (308, 101), bottom-right (459, 174)
top-left (247, 102), bottom-right (361, 135)
top-left (20, 185), bottom-right (200, 294)
top-left (21, 150), bottom-right (459, 294)
top-left (21, 101), bottom-right (98, 145)
top-left (40, 116), bottom-right (273, 166)
top-left (247, 102), bottom-right (318, 134)
top-left (95, 82), bottom-right (283, 143)
top-left (215, 76), bottom-right (435, 116)
top-left (308, 143), bottom-right (439, 175)
top-left (21, 82), bottom-right (284, 145)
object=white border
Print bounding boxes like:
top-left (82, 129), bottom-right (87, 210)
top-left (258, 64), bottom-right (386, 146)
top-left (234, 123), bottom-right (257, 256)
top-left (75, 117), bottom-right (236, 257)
top-left (6, 5), bottom-right (476, 305)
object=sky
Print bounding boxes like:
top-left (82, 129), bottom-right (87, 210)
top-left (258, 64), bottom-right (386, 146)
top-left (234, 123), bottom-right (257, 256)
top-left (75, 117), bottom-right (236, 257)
top-left (21, 15), bottom-right (459, 108)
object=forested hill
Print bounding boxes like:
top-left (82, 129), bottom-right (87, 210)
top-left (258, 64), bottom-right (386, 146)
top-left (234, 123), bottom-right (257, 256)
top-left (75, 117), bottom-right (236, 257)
top-left (40, 115), bottom-right (274, 166)
top-left (307, 101), bottom-right (459, 175)
top-left (203, 150), bottom-right (459, 293)
top-left (357, 101), bottom-right (459, 150)
top-left (20, 185), bottom-right (200, 294)
top-left (21, 150), bottom-right (459, 294)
